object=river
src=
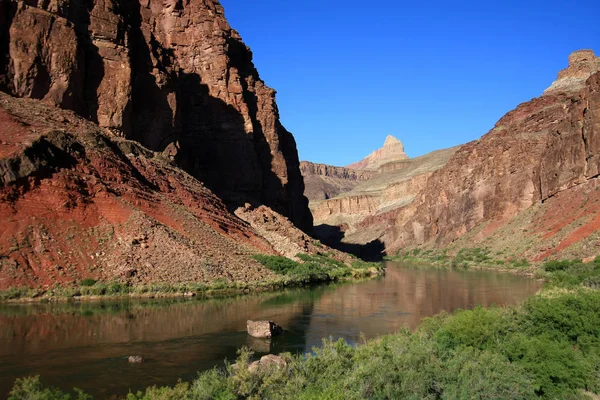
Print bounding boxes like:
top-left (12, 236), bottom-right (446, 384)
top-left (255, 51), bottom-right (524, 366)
top-left (0, 262), bottom-right (541, 398)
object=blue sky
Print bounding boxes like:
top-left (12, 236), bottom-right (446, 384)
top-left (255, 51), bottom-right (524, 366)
top-left (220, 0), bottom-right (600, 166)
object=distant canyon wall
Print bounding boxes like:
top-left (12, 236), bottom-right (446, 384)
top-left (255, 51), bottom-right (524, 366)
top-left (300, 161), bottom-right (375, 201)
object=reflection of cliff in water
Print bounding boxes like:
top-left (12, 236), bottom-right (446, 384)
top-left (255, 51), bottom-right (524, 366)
top-left (0, 264), bottom-right (540, 398)
top-left (0, 289), bottom-right (322, 397)
top-left (300, 262), bottom-right (541, 347)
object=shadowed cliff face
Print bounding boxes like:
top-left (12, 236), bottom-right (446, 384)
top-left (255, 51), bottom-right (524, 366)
top-left (299, 161), bottom-right (376, 201)
top-left (0, 0), bottom-right (312, 231)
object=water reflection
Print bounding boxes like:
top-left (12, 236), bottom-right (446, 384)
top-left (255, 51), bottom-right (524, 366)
top-left (0, 262), bottom-right (540, 398)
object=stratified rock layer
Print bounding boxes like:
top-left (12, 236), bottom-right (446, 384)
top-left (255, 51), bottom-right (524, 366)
top-left (0, 0), bottom-right (311, 231)
top-left (309, 147), bottom-right (458, 253)
top-left (545, 50), bottom-right (600, 94)
top-left (299, 161), bottom-right (376, 201)
top-left (0, 93), bottom-right (277, 289)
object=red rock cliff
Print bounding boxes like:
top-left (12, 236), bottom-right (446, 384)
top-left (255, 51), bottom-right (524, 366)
top-left (0, 0), bottom-right (312, 231)
top-left (392, 52), bottom-right (600, 253)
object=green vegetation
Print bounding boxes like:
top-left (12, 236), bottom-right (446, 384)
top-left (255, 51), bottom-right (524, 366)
top-left (80, 278), bottom-right (97, 287)
top-left (541, 256), bottom-right (600, 289)
top-left (0, 254), bottom-right (382, 302)
top-left (388, 247), bottom-right (532, 270)
top-left (252, 253), bottom-right (379, 283)
top-left (11, 286), bottom-right (600, 399)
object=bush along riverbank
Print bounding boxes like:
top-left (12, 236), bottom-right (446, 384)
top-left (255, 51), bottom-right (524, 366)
top-left (8, 258), bottom-right (600, 399)
top-left (386, 247), bottom-right (534, 272)
top-left (0, 253), bottom-right (383, 303)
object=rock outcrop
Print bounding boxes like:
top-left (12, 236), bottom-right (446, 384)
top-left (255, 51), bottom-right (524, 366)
top-left (0, 0), bottom-right (311, 231)
top-left (347, 135), bottom-right (409, 170)
top-left (544, 50), bottom-right (599, 95)
top-left (248, 354), bottom-right (287, 373)
top-left (299, 161), bottom-right (375, 201)
top-left (246, 320), bottom-right (283, 338)
top-left (0, 93), bottom-right (280, 289)
top-left (385, 52), bottom-right (600, 260)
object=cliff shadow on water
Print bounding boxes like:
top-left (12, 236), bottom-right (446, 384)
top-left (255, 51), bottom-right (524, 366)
top-left (313, 224), bottom-right (386, 261)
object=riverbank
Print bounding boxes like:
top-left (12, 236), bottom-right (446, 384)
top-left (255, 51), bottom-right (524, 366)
top-left (0, 254), bottom-right (383, 303)
top-left (8, 258), bottom-right (600, 399)
top-left (385, 247), bottom-right (543, 277)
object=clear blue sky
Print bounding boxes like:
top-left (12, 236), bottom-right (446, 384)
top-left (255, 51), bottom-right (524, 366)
top-left (220, 0), bottom-right (600, 166)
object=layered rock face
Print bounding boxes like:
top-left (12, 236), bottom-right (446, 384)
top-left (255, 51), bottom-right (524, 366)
top-left (544, 50), bottom-right (599, 94)
top-left (387, 53), bottom-right (600, 260)
top-left (300, 161), bottom-right (375, 201)
top-left (313, 147), bottom-right (457, 238)
top-left (302, 135), bottom-right (457, 256)
top-left (0, 0), bottom-right (311, 231)
top-left (347, 135), bottom-right (409, 170)
top-left (305, 52), bottom-right (600, 261)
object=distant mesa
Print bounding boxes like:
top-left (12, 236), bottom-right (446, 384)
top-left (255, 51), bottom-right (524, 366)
top-left (347, 135), bottom-right (409, 170)
top-left (544, 50), bottom-right (600, 94)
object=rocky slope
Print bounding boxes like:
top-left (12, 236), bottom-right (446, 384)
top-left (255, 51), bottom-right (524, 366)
top-left (0, 0), bottom-right (311, 231)
top-left (0, 94), bottom-right (340, 290)
top-left (382, 50), bottom-right (600, 260)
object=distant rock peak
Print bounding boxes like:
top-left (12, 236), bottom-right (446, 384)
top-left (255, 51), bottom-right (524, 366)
top-left (347, 135), bottom-right (408, 170)
top-left (544, 49), bottom-right (599, 95)
top-left (384, 135), bottom-right (403, 148)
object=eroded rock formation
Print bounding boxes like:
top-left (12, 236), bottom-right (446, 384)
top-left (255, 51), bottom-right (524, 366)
top-left (347, 135), bottom-right (409, 170)
top-left (304, 51), bottom-right (600, 261)
top-left (0, 0), bottom-right (311, 231)
top-left (544, 50), bottom-right (599, 94)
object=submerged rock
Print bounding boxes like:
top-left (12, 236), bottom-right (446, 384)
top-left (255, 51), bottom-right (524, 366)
top-left (128, 356), bottom-right (144, 363)
top-left (247, 320), bottom-right (283, 338)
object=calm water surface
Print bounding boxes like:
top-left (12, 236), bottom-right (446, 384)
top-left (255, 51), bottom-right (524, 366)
top-left (0, 262), bottom-right (541, 398)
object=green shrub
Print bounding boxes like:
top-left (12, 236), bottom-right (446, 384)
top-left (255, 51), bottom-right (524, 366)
top-left (544, 259), bottom-right (580, 272)
top-left (503, 334), bottom-right (591, 397)
top-left (80, 278), bottom-right (96, 287)
top-left (252, 255), bottom-right (300, 274)
top-left (9, 376), bottom-right (91, 400)
top-left (442, 347), bottom-right (536, 399)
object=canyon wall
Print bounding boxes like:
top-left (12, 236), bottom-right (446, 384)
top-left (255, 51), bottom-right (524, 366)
top-left (0, 0), bottom-right (311, 231)
top-left (348, 135), bottom-right (409, 170)
top-left (0, 94), bottom-right (341, 289)
top-left (386, 51), bottom-right (600, 259)
top-left (302, 135), bottom-right (458, 256)
top-left (300, 161), bottom-right (375, 201)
